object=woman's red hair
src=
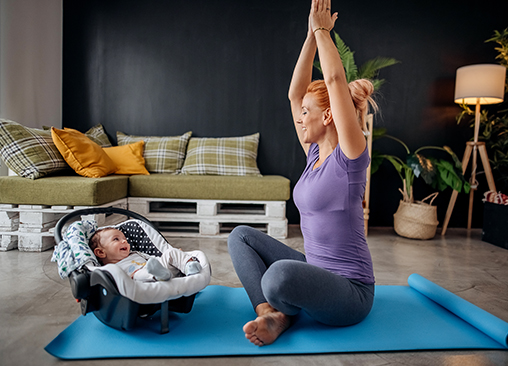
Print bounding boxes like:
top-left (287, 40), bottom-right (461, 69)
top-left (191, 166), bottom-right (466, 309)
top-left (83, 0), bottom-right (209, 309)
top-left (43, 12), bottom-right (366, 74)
top-left (306, 79), bottom-right (377, 130)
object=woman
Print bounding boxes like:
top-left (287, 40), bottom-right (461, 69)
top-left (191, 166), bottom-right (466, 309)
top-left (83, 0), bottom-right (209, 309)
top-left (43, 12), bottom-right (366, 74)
top-left (227, 0), bottom-right (376, 346)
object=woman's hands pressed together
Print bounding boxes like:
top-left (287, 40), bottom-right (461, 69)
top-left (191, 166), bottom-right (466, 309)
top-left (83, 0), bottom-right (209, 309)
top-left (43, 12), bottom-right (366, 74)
top-left (310, 0), bottom-right (338, 35)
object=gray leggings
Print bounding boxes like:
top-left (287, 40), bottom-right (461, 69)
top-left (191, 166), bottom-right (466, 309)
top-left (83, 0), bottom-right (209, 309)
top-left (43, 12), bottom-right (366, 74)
top-left (227, 225), bottom-right (374, 326)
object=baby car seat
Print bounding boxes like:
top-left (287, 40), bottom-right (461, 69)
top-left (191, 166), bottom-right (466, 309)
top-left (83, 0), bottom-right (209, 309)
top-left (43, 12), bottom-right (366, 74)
top-left (53, 207), bottom-right (211, 334)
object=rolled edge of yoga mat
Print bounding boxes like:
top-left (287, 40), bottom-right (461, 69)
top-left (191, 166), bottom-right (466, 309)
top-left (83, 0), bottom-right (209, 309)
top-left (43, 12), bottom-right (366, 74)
top-left (408, 273), bottom-right (508, 348)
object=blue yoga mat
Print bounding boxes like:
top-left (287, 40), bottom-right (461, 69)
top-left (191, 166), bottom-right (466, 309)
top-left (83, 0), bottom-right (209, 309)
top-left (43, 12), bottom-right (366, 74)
top-left (45, 274), bottom-right (508, 359)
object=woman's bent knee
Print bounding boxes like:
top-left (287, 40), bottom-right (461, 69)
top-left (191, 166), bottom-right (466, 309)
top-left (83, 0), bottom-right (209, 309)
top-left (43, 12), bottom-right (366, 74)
top-left (229, 225), bottom-right (256, 241)
top-left (228, 225), bottom-right (251, 249)
top-left (228, 226), bottom-right (266, 259)
top-left (261, 260), bottom-right (303, 312)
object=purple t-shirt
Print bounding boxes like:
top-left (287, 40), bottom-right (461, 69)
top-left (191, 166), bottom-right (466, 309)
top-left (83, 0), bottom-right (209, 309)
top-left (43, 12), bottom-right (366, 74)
top-left (293, 143), bottom-right (375, 285)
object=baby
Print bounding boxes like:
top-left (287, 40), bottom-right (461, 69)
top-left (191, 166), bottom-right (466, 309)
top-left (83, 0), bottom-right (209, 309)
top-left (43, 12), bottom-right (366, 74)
top-left (89, 227), bottom-right (201, 282)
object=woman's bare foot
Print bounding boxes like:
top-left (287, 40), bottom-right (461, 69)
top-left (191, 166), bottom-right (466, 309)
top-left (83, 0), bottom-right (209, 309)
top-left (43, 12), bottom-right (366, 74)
top-left (243, 303), bottom-right (291, 346)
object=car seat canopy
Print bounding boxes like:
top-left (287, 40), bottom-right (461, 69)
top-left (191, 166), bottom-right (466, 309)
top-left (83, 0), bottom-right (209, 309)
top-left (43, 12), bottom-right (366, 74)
top-left (55, 218), bottom-right (211, 304)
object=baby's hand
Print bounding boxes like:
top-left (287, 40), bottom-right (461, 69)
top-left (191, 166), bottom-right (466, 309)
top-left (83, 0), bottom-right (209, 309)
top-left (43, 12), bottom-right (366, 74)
top-left (184, 257), bottom-right (202, 276)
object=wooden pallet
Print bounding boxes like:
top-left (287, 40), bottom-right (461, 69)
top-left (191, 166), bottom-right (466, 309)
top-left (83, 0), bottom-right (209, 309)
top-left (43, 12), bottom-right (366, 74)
top-left (128, 197), bottom-right (288, 239)
top-left (0, 196), bottom-right (288, 252)
top-left (0, 199), bottom-right (128, 252)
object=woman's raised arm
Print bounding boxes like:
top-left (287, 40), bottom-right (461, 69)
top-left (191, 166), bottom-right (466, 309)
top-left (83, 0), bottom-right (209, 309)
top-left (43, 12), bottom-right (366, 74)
top-left (288, 15), bottom-right (317, 155)
top-left (311, 0), bottom-right (366, 159)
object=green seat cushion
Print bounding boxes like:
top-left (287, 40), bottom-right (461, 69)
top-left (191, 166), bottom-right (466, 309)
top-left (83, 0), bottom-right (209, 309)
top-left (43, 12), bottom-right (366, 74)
top-left (129, 175), bottom-right (290, 201)
top-left (0, 175), bottom-right (129, 206)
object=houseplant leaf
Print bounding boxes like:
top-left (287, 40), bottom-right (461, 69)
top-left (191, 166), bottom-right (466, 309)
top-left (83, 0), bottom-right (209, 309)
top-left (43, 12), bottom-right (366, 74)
top-left (332, 31), bottom-right (358, 82)
top-left (407, 154), bottom-right (423, 178)
top-left (313, 60), bottom-right (323, 74)
top-left (434, 160), bottom-right (471, 193)
top-left (372, 127), bottom-right (387, 140)
top-left (371, 79), bottom-right (385, 90)
top-left (382, 155), bottom-right (407, 182)
top-left (419, 156), bottom-right (437, 185)
top-left (408, 153), bottom-right (436, 186)
top-left (370, 150), bottom-right (384, 175)
top-left (358, 57), bottom-right (400, 80)
top-left (443, 146), bottom-right (463, 170)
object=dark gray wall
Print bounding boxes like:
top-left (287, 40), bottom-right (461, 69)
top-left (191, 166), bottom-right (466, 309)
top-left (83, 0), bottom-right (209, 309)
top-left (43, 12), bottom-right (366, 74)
top-left (63, 0), bottom-right (508, 227)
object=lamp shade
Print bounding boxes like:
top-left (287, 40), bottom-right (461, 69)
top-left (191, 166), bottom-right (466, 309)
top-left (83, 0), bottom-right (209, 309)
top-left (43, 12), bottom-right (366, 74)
top-left (454, 64), bottom-right (506, 105)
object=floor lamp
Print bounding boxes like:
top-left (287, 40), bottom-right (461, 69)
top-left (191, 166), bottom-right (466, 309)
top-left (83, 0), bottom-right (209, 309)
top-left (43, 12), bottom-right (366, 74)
top-left (441, 64), bottom-right (506, 235)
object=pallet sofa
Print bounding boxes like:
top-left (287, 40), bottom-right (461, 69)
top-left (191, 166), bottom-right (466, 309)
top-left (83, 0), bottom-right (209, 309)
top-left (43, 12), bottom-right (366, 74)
top-left (0, 120), bottom-right (290, 252)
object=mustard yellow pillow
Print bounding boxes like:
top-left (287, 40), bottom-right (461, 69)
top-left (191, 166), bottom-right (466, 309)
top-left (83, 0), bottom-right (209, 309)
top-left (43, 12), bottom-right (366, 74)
top-left (51, 127), bottom-right (117, 178)
top-left (103, 141), bottom-right (149, 175)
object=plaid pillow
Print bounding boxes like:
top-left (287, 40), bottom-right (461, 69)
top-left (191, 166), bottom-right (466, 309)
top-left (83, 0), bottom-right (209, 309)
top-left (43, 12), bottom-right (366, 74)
top-left (181, 133), bottom-right (262, 176)
top-left (117, 131), bottom-right (192, 174)
top-left (85, 124), bottom-right (112, 147)
top-left (0, 119), bottom-right (68, 179)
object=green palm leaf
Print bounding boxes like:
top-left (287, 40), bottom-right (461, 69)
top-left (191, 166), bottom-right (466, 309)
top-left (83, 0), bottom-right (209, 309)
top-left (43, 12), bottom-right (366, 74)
top-left (313, 60), bottom-right (323, 74)
top-left (358, 57), bottom-right (400, 80)
top-left (371, 79), bottom-right (385, 90)
top-left (332, 31), bottom-right (358, 82)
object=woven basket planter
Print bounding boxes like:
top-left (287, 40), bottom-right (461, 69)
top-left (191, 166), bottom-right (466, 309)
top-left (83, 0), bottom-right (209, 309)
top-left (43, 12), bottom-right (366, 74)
top-left (393, 193), bottom-right (439, 240)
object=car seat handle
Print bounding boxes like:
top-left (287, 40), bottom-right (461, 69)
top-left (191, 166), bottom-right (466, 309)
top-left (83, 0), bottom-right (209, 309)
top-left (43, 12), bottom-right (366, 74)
top-left (54, 207), bottom-right (154, 244)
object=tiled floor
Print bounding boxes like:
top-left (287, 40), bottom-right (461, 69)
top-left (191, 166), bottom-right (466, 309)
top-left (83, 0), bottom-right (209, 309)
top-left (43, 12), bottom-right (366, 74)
top-left (1, 226), bottom-right (507, 366)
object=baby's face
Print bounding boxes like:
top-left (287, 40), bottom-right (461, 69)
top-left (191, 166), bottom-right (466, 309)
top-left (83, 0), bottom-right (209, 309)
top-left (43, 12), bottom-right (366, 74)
top-left (99, 229), bottom-right (130, 263)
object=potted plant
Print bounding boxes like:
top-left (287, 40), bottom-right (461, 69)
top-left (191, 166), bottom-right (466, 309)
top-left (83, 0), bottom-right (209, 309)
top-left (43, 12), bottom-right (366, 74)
top-left (372, 131), bottom-right (471, 239)
top-left (457, 28), bottom-right (508, 248)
